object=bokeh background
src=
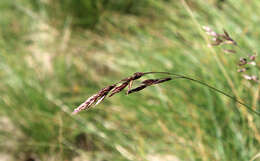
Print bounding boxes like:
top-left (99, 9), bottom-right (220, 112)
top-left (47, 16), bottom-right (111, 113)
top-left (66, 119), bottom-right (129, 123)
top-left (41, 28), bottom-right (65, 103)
top-left (0, 0), bottom-right (260, 160)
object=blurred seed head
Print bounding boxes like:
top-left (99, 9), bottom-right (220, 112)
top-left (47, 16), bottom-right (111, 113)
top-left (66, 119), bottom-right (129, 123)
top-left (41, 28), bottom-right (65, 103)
top-left (223, 49), bottom-right (236, 54)
top-left (243, 75), bottom-right (258, 82)
top-left (239, 58), bottom-right (247, 66)
top-left (202, 26), bottom-right (212, 32)
top-left (237, 68), bottom-right (248, 73)
top-left (248, 61), bottom-right (256, 66)
top-left (243, 74), bottom-right (252, 80)
top-left (249, 54), bottom-right (256, 61)
top-left (203, 26), bottom-right (237, 46)
top-left (204, 26), bottom-right (258, 84)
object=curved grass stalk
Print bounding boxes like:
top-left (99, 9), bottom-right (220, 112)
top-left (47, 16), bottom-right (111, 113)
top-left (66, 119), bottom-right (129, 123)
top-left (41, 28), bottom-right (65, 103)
top-left (74, 71), bottom-right (260, 116)
top-left (145, 72), bottom-right (260, 116)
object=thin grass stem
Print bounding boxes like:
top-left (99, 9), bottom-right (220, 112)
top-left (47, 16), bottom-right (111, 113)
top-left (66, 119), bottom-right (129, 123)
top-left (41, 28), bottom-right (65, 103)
top-left (145, 71), bottom-right (260, 116)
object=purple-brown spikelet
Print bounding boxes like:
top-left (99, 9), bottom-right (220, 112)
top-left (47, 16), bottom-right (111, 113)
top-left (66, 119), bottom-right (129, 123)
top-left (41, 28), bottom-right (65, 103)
top-left (72, 94), bottom-right (99, 114)
top-left (109, 81), bottom-right (129, 97)
top-left (113, 72), bottom-right (146, 96)
top-left (222, 29), bottom-right (237, 45)
top-left (202, 26), bottom-right (237, 46)
top-left (72, 84), bottom-right (116, 114)
top-left (128, 84), bottom-right (147, 94)
top-left (98, 85), bottom-right (117, 98)
top-left (128, 77), bottom-right (172, 94)
top-left (249, 54), bottom-right (256, 61)
top-left (239, 58), bottom-right (247, 66)
top-left (121, 72), bottom-right (145, 82)
top-left (142, 79), bottom-right (159, 85)
top-left (73, 73), bottom-right (173, 114)
top-left (211, 38), bottom-right (223, 46)
top-left (153, 77), bottom-right (172, 84)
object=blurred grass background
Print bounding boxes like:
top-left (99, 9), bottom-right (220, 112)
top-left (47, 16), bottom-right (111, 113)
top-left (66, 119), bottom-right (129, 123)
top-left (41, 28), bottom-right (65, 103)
top-left (0, 0), bottom-right (260, 160)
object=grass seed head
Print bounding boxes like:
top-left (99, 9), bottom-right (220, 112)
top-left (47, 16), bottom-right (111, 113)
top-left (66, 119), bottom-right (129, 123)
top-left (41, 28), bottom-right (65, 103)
top-left (239, 58), bottom-right (247, 66)
top-left (73, 73), bottom-right (173, 114)
top-left (128, 84), bottom-right (147, 94)
top-left (73, 84), bottom-right (116, 114)
top-left (109, 81), bottom-right (129, 97)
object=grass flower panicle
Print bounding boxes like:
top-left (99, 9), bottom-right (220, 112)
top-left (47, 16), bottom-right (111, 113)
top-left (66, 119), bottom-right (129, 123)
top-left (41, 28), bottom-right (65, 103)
top-left (203, 26), bottom-right (259, 83)
top-left (73, 71), bottom-right (260, 116)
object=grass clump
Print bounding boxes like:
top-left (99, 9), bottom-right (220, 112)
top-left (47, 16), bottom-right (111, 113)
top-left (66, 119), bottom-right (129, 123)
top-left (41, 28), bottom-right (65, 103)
top-left (0, 0), bottom-right (260, 161)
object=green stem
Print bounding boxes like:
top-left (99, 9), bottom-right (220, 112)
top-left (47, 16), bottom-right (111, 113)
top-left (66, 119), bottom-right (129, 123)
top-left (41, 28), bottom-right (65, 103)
top-left (145, 72), bottom-right (260, 116)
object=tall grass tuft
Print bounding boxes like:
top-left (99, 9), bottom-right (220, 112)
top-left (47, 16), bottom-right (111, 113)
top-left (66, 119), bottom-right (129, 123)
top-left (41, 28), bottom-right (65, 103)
top-left (1, 0), bottom-right (260, 160)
